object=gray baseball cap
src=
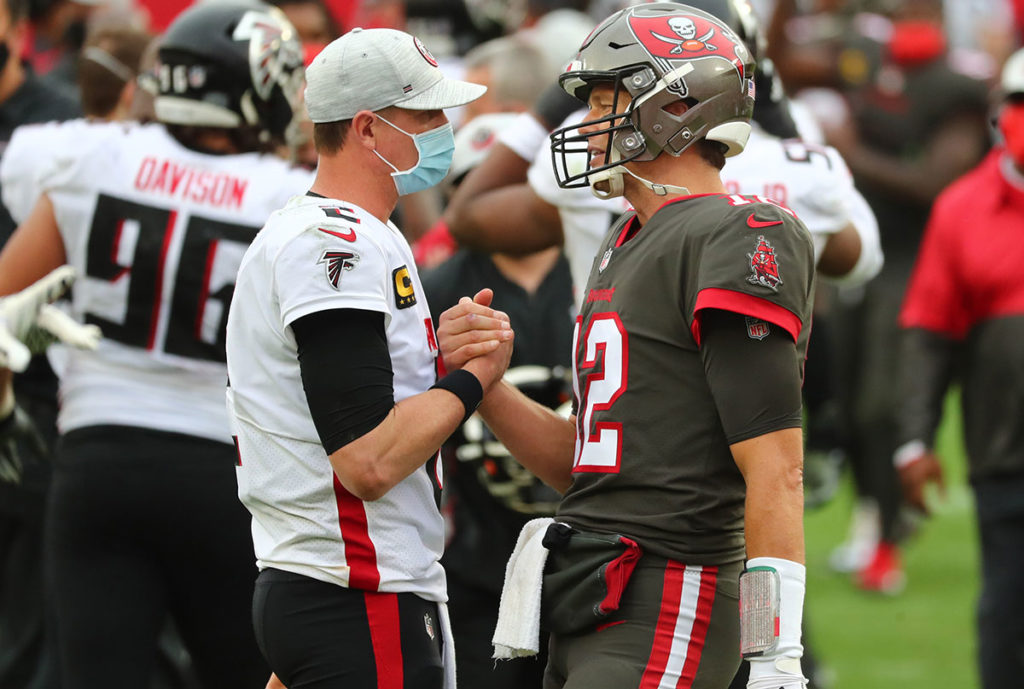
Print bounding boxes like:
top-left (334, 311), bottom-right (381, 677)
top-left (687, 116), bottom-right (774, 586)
top-left (304, 28), bottom-right (487, 123)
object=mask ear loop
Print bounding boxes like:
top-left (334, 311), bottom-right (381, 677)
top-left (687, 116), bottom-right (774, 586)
top-left (372, 114), bottom-right (417, 176)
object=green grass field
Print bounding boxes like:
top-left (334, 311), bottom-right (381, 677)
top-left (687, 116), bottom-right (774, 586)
top-left (805, 394), bottom-right (980, 688)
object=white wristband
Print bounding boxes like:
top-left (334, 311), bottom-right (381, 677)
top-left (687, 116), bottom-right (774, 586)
top-left (496, 112), bottom-right (549, 164)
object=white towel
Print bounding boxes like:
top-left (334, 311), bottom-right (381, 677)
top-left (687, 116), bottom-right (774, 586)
top-left (438, 601), bottom-right (457, 689)
top-left (492, 517), bottom-right (554, 659)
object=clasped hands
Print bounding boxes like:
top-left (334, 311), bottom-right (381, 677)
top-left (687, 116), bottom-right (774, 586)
top-left (436, 288), bottom-right (514, 393)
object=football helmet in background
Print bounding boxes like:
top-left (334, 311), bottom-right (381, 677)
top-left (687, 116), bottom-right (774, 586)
top-left (551, 2), bottom-right (755, 193)
top-left (155, 1), bottom-right (305, 147)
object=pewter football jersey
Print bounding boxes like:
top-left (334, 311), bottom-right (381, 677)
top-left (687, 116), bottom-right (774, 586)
top-left (226, 195), bottom-right (447, 602)
top-left (0, 120), bottom-right (314, 442)
top-left (559, 194), bottom-right (815, 565)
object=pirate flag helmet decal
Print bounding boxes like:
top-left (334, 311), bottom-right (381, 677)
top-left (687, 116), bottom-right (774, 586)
top-left (551, 2), bottom-right (755, 195)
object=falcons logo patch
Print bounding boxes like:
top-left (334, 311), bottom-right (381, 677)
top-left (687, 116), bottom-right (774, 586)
top-left (318, 250), bottom-right (359, 290)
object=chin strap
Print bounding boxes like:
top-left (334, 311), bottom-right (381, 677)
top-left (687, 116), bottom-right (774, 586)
top-left (589, 165), bottom-right (690, 200)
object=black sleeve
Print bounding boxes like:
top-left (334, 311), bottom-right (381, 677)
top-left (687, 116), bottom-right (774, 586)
top-left (291, 309), bottom-right (394, 454)
top-left (699, 309), bottom-right (803, 445)
top-left (897, 327), bottom-right (957, 447)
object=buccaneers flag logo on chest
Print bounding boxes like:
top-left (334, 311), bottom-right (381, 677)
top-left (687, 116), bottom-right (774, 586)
top-left (747, 235), bottom-right (783, 291)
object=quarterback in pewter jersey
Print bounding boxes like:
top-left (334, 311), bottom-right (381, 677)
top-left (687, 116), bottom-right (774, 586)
top-left (440, 4), bottom-right (815, 689)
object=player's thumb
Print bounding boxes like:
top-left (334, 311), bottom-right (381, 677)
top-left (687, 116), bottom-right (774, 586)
top-left (472, 288), bottom-right (494, 308)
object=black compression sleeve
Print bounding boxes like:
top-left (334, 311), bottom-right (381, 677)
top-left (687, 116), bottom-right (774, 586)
top-left (699, 309), bottom-right (803, 444)
top-left (291, 309), bottom-right (394, 454)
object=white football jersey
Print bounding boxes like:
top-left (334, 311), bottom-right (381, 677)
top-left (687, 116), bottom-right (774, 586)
top-left (0, 120), bottom-right (314, 442)
top-left (226, 195), bottom-right (446, 602)
top-left (2, 118), bottom-right (102, 223)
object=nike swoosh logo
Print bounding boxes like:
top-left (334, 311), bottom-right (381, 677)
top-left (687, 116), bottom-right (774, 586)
top-left (318, 227), bottom-right (357, 242)
top-left (747, 214), bottom-right (783, 228)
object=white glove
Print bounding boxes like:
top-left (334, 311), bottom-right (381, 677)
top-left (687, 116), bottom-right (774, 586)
top-left (0, 265), bottom-right (102, 372)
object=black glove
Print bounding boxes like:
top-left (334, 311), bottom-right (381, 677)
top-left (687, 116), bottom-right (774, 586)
top-left (0, 405), bottom-right (48, 485)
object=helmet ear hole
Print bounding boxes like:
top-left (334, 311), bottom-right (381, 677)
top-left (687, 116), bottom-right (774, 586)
top-left (661, 99), bottom-right (692, 117)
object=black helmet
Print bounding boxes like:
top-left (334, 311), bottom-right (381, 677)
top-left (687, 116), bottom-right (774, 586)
top-left (155, 1), bottom-right (305, 148)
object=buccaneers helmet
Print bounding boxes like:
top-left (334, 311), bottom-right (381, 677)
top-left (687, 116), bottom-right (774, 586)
top-left (599, 1), bottom-right (799, 137)
top-left (155, 1), bottom-right (305, 148)
top-left (551, 2), bottom-right (755, 194)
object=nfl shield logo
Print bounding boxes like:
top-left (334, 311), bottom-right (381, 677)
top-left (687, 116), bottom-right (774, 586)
top-left (745, 316), bottom-right (770, 340)
top-left (599, 248), bottom-right (614, 273)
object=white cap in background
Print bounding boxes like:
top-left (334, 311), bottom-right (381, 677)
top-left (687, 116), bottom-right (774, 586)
top-left (449, 112), bottom-right (520, 183)
top-left (304, 27), bottom-right (486, 123)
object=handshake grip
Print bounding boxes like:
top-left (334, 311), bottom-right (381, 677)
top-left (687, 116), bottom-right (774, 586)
top-left (0, 265), bottom-right (102, 372)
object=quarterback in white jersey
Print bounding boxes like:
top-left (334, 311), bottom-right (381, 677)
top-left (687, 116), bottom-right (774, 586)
top-left (225, 25), bottom-right (511, 689)
top-left (228, 195), bottom-right (447, 599)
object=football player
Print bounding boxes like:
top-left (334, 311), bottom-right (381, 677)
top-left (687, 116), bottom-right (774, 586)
top-left (446, 0), bottom-right (881, 311)
top-left (0, 3), bottom-right (313, 687)
top-left (440, 4), bottom-right (814, 689)
top-left (224, 25), bottom-right (509, 689)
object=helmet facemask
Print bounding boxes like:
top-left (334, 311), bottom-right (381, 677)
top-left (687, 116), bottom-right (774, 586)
top-left (550, 65), bottom-right (660, 198)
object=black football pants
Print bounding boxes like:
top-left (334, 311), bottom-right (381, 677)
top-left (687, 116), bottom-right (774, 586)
top-left (253, 568), bottom-right (444, 689)
top-left (46, 425), bottom-right (268, 689)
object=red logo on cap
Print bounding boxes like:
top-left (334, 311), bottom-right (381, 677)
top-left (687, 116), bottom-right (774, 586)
top-left (413, 36), bottom-right (438, 67)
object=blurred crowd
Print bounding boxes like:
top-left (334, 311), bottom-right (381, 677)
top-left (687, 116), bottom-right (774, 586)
top-left (0, 0), bottom-right (1021, 688)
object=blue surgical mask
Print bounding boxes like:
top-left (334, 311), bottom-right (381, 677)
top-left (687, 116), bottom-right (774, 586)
top-left (373, 115), bottom-right (455, 196)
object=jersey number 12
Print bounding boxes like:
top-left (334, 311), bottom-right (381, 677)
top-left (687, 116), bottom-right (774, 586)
top-left (572, 312), bottom-right (627, 473)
